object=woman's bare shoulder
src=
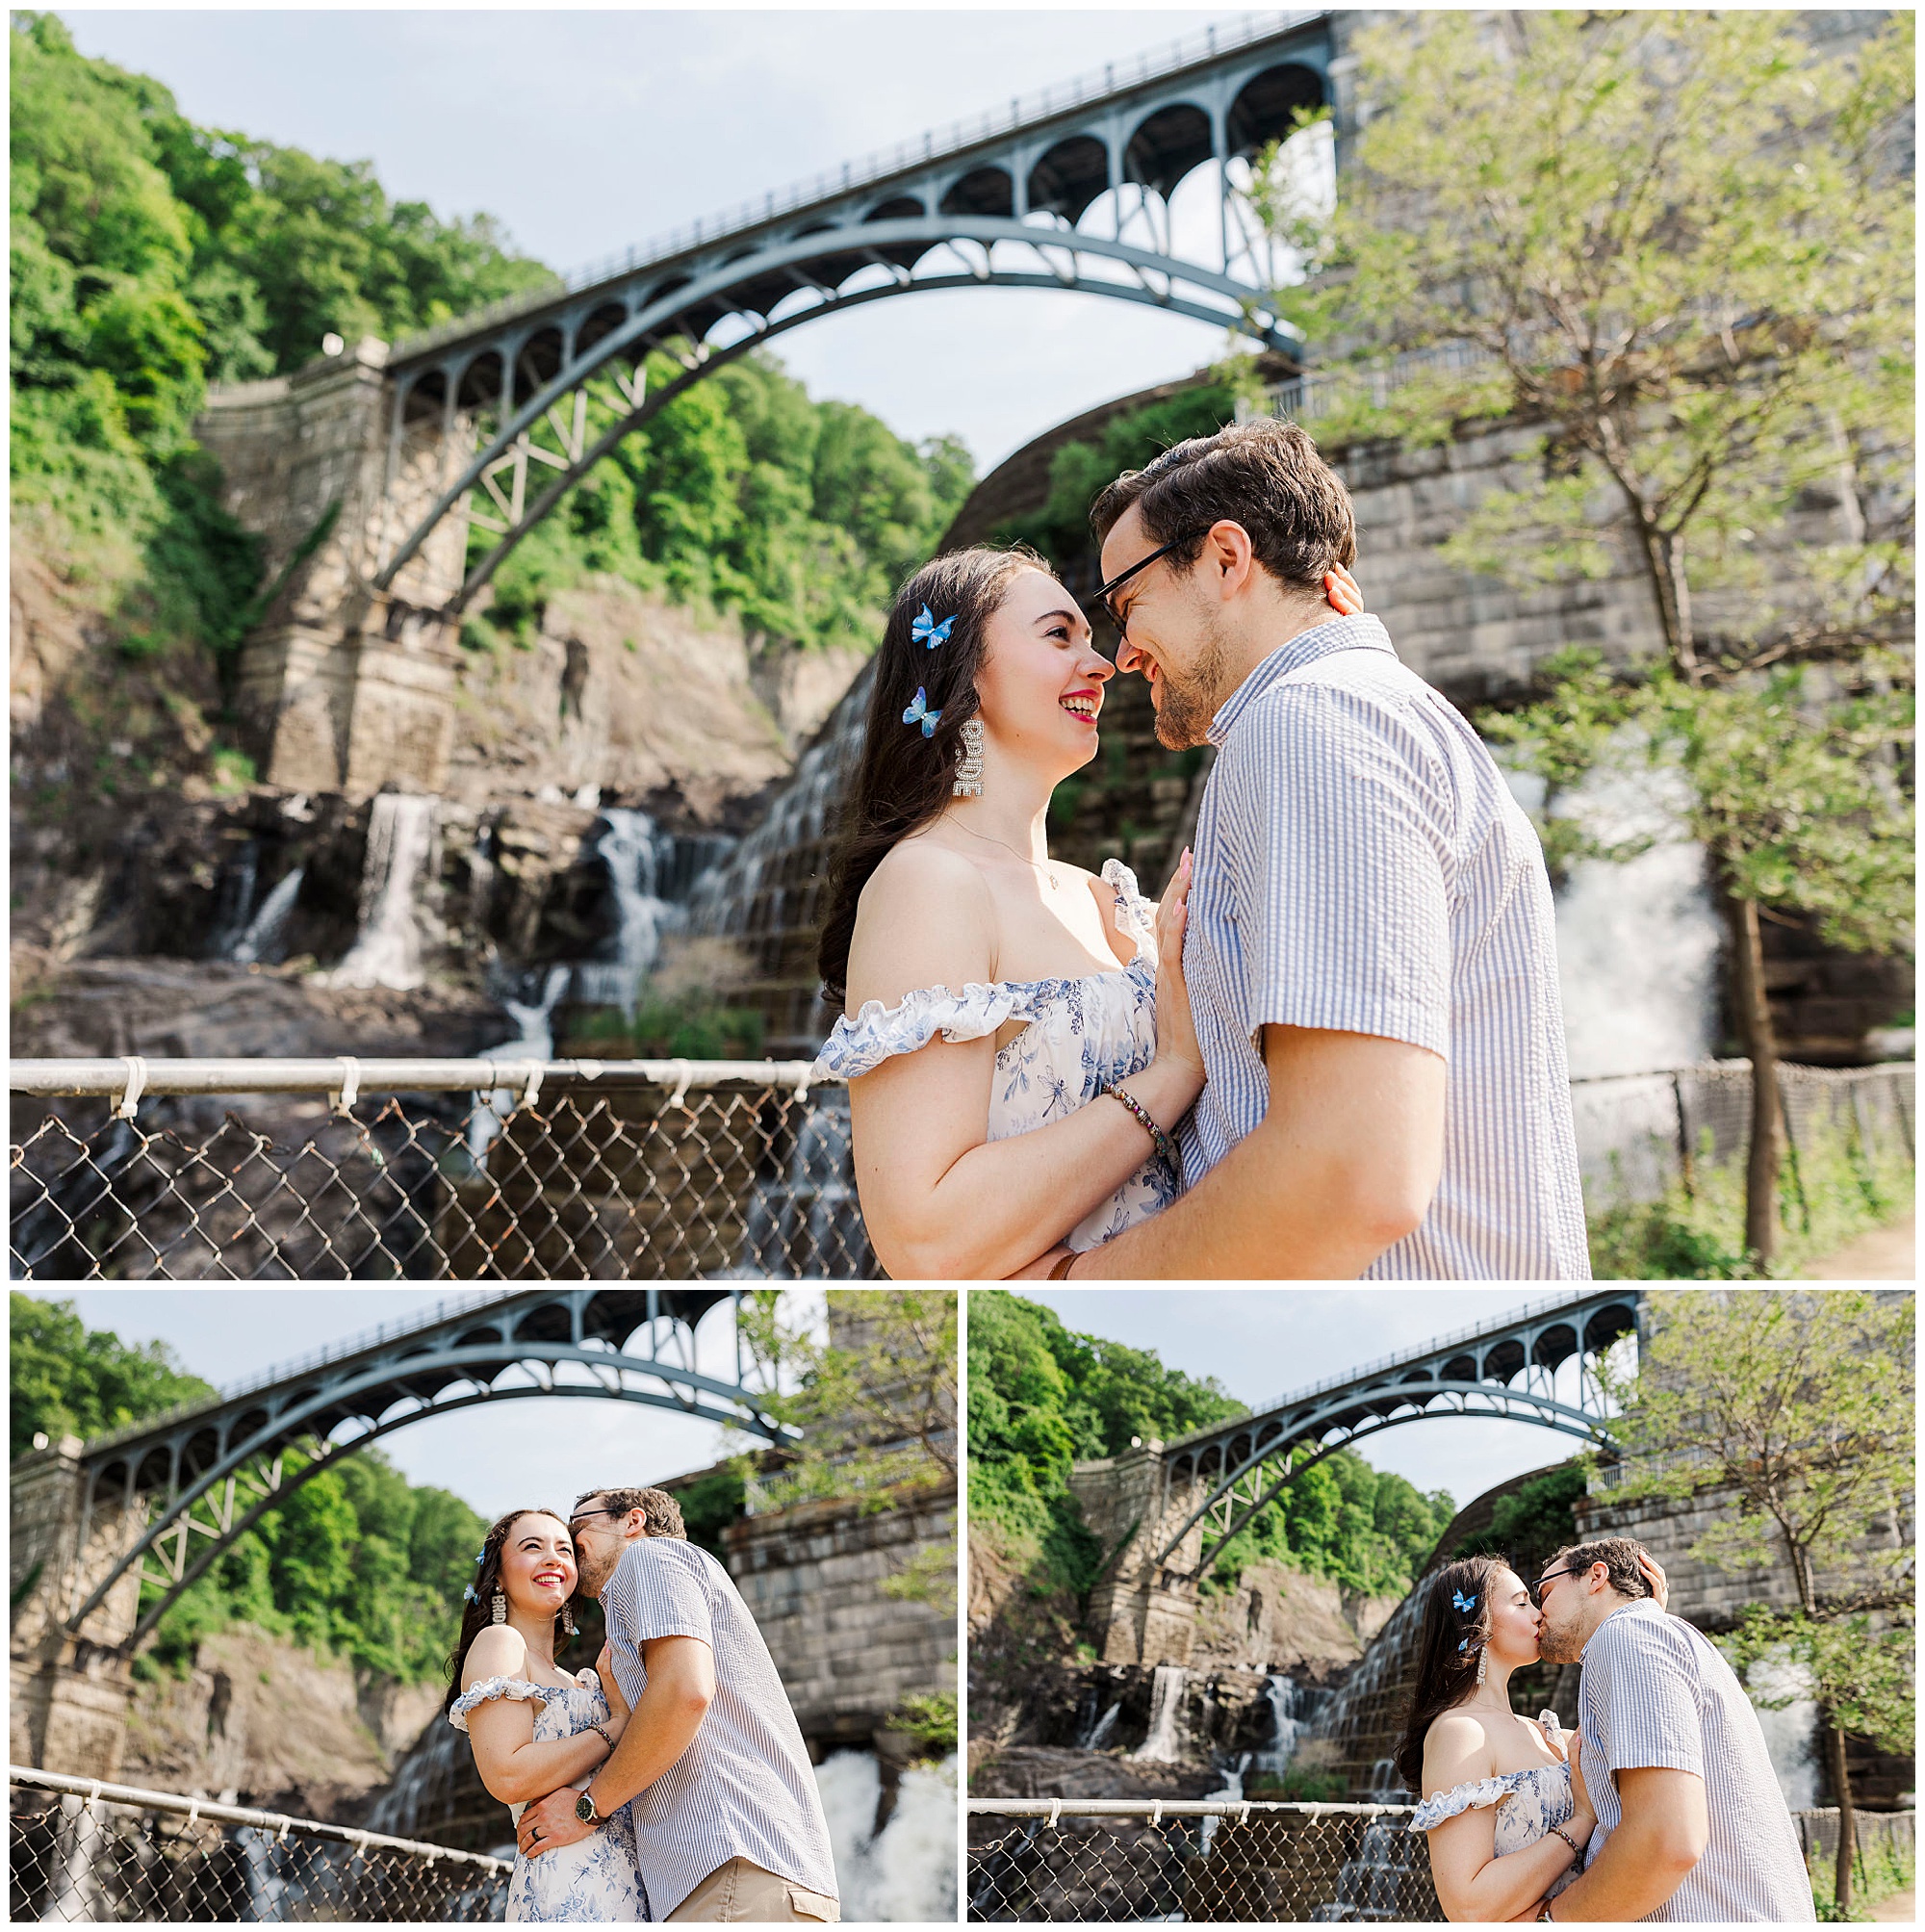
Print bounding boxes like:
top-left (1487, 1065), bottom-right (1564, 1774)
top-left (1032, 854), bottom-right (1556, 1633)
top-left (461, 1623), bottom-right (527, 1688)
top-left (862, 835), bottom-right (991, 904)
top-left (1421, 1707), bottom-right (1497, 1790)
top-left (848, 837), bottom-right (998, 1010)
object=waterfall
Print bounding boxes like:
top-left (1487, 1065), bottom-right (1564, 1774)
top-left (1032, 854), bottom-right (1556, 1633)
top-left (230, 866), bottom-right (304, 965)
top-left (1198, 1749), bottom-right (1253, 1856)
top-left (1748, 1655), bottom-right (1821, 1811)
top-left (1082, 1700), bottom-right (1122, 1752)
top-left (1301, 1586), bottom-right (1430, 1796)
top-left (235, 1824), bottom-right (290, 1921)
top-left (37, 1792), bottom-right (103, 1923)
top-left (1257, 1673), bottom-right (1305, 1777)
top-left (814, 1749), bottom-right (957, 1922)
top-left (1308, 1813), bottom-right (1430, 1922)
top-left (732, 1086), bottom-right (871, 1276)
top-left (469, 964), bottom-right (573, 1161)
top-left (575, 809), bottom-right (680, 1015)
top-left (326, 794), bottom-right (438, 991)
top-left (208, 839), bottom-right (260, 959)
top-left (1132, 1664), bottom-right (1188, 1764)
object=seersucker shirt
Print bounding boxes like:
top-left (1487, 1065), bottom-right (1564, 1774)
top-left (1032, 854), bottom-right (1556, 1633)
top-left (1579, 1600), bottom-right (1815, 1921)
top-left (598, 1536), bottom-right (838, 1919)
top-left (1178, 612), bottom-right (1590, 1279)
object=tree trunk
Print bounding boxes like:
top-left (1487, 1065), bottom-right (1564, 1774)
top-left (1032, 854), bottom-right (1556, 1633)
top-left (1824, 1710), bottom-right (1856, 1916)
top-left (1718, 883), bottom-right (1782, 1271)
top-left (1652, 528), bottom-right (1702, 682)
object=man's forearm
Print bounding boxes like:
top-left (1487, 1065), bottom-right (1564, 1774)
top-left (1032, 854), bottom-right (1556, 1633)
top-left (1547, 1811), bottom-right (1699, 1920)
top-left (586, 1676), bottom-right (708, 1815)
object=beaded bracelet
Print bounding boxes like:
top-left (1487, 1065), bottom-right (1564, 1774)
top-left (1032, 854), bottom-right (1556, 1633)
top-left (1101, 1081), bottom-right (1179, 1175)
top-left (1548, 1823), bottom-right (1583, 1862)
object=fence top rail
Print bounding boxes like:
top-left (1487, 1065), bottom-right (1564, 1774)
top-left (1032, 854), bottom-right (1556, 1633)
top-left (8, 1765), bottom-right (509, 1870)
top-left (968, 1798), bottom-right (1417, 1819)
top-left (9, 1056), bottom-right (834, 1098)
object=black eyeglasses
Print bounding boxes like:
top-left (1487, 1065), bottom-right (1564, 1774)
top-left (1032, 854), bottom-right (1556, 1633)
top-left (1531, 1564), bottom-right (1582, 1606)
top-left (1092, 528), bottom-right (1211, 640)
top-left (567, 1509), bottom-right (618, 1531)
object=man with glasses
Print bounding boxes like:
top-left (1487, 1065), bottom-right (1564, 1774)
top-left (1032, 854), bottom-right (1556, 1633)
top-left (1531, 1537), bottom-right (1813, 1921)
top-left (513, 1486), bottom-right (840, 1922)
top-left (1055, 417), bottom-right (1588, 1278)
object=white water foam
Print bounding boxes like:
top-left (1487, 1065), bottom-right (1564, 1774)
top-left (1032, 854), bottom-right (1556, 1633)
top-left (814, 1748), bottom-right (957, 1923)
top-left (574, 808), bottom-right (680, 1015)
top-left (231, 866), bottom-right (304, 965)
top-left (325, 794), bottom-right (438, 991)
top-left (1132, 1664), bottom-right (1188, 1764)
top-left (1748, 1655), bottom-right (1821, 1811)
top-left (469, 964), bottom-right (572, 1161)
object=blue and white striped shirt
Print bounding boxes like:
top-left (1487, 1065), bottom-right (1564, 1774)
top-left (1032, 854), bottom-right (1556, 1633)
top-left (1179, 614), bottom-right (1590, 1278)
top-left (1580, 1600), bottom-right (1815, 1921)
top-left (599, 1537), bottom-right (839, 1919)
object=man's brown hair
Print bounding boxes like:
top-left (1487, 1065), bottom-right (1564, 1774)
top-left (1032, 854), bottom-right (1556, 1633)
top-left (1547, 1536), bottom-right (1656, 1600)
top-left (575, 1486), bottom-right (687, 1540)
top-left (1090, 419), bottom-right (1358, 594)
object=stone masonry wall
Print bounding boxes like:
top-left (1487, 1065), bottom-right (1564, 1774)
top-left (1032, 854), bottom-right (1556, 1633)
top-left (723, 1480), bottom-right (956, 1754)
top-left (1069, 1445), bottom-right (1206, 1668)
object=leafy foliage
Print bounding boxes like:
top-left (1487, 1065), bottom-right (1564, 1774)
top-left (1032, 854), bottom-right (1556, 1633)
top-left (11, 1295), bottom-right (488, 1685)
top-left (11, 1292), bottom-right (213, 1455)
top-left (1454, 1461), bottom-right (1589, 1582)
top-left (968, 1292), bottom-right (1453, 1601)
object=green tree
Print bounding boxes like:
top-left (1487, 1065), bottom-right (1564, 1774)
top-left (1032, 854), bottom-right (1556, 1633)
top-left (10, 1293), bottom-right (214, 1455)
top-left (1604, 1290), bottom-right (1914, 1916)
top-left (1269, 11), bottom-right (1916, 1270)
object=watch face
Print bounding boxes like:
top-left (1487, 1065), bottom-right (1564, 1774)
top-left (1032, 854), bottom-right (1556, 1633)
top-left (575, 1791), bottom-right (596, 1823)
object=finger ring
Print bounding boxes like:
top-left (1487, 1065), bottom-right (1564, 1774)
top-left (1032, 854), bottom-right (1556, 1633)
top-left (529, 1830), bottom-right (542, 1844)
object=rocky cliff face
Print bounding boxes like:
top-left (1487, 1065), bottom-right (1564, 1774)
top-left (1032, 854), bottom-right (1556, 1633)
top-left (120, 1626), bottom-right (442, 1825)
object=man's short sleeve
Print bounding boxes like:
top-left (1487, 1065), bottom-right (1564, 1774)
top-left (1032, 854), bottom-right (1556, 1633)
top-left (1221, 681), bottom-right (1452, 1058)
top-left (614, 1540), bottom-right (715, 1649)
top-left (1587, 1613), bottom-right (1707, 1780)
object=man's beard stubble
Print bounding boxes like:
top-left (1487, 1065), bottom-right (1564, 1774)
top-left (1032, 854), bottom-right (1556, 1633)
top-left (1536, 1607), bottom-right (1584, 1665)
top-left (1150, 620), bottom-right (1233, 751)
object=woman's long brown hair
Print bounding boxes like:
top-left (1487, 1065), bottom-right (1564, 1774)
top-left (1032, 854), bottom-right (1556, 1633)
top-left (442, 1507), bottom-right (577, 1714)
top-left (816, 546), bottom-right (1049, 1012)
top-left (1393, 1554), bottom-right (1506, 1793)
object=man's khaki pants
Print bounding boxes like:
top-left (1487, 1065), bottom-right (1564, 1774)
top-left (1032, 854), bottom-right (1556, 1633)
top-left (667, 1857), bottom-right (839, 1922)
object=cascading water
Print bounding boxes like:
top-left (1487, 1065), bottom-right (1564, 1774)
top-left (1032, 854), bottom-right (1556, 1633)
top-left (1748, 1655), bottom-right (1820, 1810)
top-left (1198, 1750), bottom-right (1254, 1856)
top-left (813, 1749), bottom-right (958, 1922)
top-left (1256, 1672), bottom-right (1328, 1779)
top-left (208, 840), bottom-right (260, 959)
top-left (230, 866), bottom-right (305, 965)
top-left (236, 1824), bottom-right (291, 1921)
top-left (732, 1086), bottom-right (871, 1276)
top-left (1082, 1700), bottom-right (1122, 1752)
top-left (35, 1792), bottom-right (102, 1923)
top-left (326, 794), bottom-right (438, 992)
top-left (1132, 1665), bottom-right (1189, 1764)
top-left (575, 809), bottom-right (680, 1014)
top-left (469, 965), bottom-right (573, 1161)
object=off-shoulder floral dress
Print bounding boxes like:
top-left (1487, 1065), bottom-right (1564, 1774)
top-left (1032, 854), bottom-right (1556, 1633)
top-left (449, 1669), bottom-right (648, 1923)
top-left (1408, 1712), bottom-right (1581, 1905)
top-left (814, 859), bottom-right (1178, 1250)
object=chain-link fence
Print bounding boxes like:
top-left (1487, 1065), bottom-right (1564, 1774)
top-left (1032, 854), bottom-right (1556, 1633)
top-left (10, 1057), bottom-right (875, 1280)
top-left (967, 1799), bottom-right (1443, 1922)
top-left (1571, 1060), bottom-right (1913, 1207)
top-left (10, 1766), bottom-right (507, 1922)
top-left (1794, 1806), bottom-right (1916, 1882)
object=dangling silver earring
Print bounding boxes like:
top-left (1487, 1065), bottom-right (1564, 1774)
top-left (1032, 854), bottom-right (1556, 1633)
top-left (952, 716), bottom-right (985, 798)
top-left (491, 1589), bottom-right (507, 1625)
top-left (1475, 1645), bottom-right (1487, 1689)
top-left (561, 1604), bottom-right (578, 1638)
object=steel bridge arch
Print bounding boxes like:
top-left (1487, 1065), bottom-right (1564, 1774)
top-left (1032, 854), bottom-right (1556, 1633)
top-left (67, 1288), bottom-right (793, 1653)
top-left (1148, 1289), bottom-right (1641, 1576)
top-left (374, 217), bottom-right (1308, 612)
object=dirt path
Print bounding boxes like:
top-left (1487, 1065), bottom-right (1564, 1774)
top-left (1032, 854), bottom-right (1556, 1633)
top-left (1798, 1212), bottom-right (1917, 1279)
top-left (1868, 1886), bottom-right (1914, 1921)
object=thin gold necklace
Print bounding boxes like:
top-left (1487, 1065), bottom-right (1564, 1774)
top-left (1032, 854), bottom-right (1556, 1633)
top-left (949, 818), bottom-right (1061, 891)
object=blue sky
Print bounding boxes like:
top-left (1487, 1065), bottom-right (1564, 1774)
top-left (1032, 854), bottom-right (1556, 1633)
top-left (62, 8), bottom-right (1270, 471)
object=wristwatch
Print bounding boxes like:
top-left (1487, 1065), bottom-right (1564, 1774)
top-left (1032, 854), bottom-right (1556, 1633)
top-left (1537, 1905), bottom-right (1556, 1923)
top-left (575, 1787), bottom-right (603, 1826)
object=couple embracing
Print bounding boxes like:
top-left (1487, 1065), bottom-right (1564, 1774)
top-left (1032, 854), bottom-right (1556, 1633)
top-left (1402, 1536), bottom-right (1815, 1922)
top-left (445, 1487), bottom-right (838, 1924)
top-left (814, 418), bottom-right (1591, 1281)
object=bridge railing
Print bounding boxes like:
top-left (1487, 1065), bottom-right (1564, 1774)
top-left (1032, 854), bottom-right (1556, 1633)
top-left (10, 1058), bottom-right (874, 1282)
top-left (392, 8), bottom-right (1326, 361)
top-left (10, 1766), bottom-right (508, 1923)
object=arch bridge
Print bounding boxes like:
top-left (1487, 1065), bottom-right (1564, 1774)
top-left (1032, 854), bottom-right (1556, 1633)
top-left (58, 1287), bottom-right (792, 1655)
top-left (199, 11), bottom-right (1340, 794)
top-left (1158, 1289), bottom-right (1641, 1575)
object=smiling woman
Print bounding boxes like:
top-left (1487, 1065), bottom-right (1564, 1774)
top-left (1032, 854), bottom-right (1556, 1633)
top-left (808, 547), bottom-right (1204, 1278)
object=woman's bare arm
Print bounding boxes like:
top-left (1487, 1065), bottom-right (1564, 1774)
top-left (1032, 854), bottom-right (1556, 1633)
top-left (460, 1628), bottom-right (619, 1807)
top-left (846, 845), bottom-right (1196, 1278)
top-left (1421, 1713), bottom-right (1587, 1923)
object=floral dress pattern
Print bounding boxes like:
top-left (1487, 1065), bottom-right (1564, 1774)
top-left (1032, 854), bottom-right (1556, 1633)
top-left (449, 1670), bottom-right (649, 1923)
top-left (1408, 1713), bottom-right (1581, 1902)
top-left (814, 859), bottom-right (1176, 1250)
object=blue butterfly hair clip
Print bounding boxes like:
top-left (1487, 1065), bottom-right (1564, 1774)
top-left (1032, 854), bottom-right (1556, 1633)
top-left (1451, 1588), bottom-right (1477, 1614)
top-left (1458, 1636), bottom-right (1472, 1653)
top-left (903, 687), bottom-right (941, 737)
top-left (911, 605), bottom-right (956, 650)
